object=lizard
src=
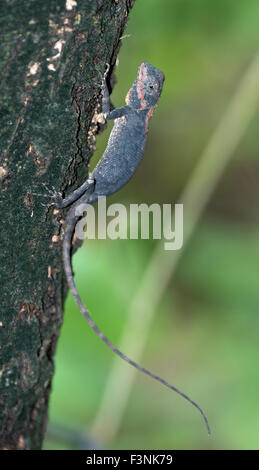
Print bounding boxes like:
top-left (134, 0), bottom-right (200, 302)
top-left (53, 61), bottom-right (210, 435)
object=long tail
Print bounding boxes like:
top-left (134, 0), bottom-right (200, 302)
top-left (63, 207), bottom-right (211, 435)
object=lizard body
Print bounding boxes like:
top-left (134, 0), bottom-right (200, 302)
top-left (56, 62), bottom-right (210, 434)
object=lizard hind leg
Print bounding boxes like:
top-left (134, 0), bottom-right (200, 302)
top-left (31, 180), bottom-right (95, 208)
top-left (56, 177), bottom-right (95, 209)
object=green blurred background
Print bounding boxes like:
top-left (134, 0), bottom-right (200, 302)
top-left (44, 0), bottom-right (259, 450)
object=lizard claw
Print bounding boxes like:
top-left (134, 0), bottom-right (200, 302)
top-left (99, 63), bottom-right (110, 81)
top-left (101, 63), bottom-right (110, 92)
top-left (40, 201), bottom-right (55, 208)
top-left (42, 182), bottom-right (60, 196)
top-left (53, 192), bottom-right (65, 209)
top-left (45, 186), bottom-right (64, 208)
top-left (104, 63), bottom-right (110, 79)
top-left (31, 183), bottom-right (64, 208)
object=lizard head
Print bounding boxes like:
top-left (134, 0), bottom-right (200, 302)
top-left (126, 61), bottom-right (165, 111)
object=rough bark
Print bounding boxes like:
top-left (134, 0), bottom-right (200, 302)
top-left (0, 0), bottom-right (135, 450)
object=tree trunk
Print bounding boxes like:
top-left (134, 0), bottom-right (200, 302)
top-left (0, 0), bottom-right (135, 450)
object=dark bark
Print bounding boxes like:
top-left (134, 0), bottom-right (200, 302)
top-left (0, 0), bottom-right (135, 450)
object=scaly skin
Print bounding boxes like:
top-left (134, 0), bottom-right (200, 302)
top-left (58, 62), bottom-right (210, 435)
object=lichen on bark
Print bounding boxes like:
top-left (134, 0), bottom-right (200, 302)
top-left (0, 0), bottom-right (135, 450)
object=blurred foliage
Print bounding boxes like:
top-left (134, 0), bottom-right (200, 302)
top-left (44, 0), bottom-right (259, 449)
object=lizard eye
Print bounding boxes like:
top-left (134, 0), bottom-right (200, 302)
top-left (149, 85), bottom-right (154, 89)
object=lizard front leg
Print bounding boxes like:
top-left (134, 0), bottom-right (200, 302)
top-left (101, 65), bottom-right (129, 120)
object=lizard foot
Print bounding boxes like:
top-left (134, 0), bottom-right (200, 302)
top-left (31, 183), bottom-right (64, 208)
